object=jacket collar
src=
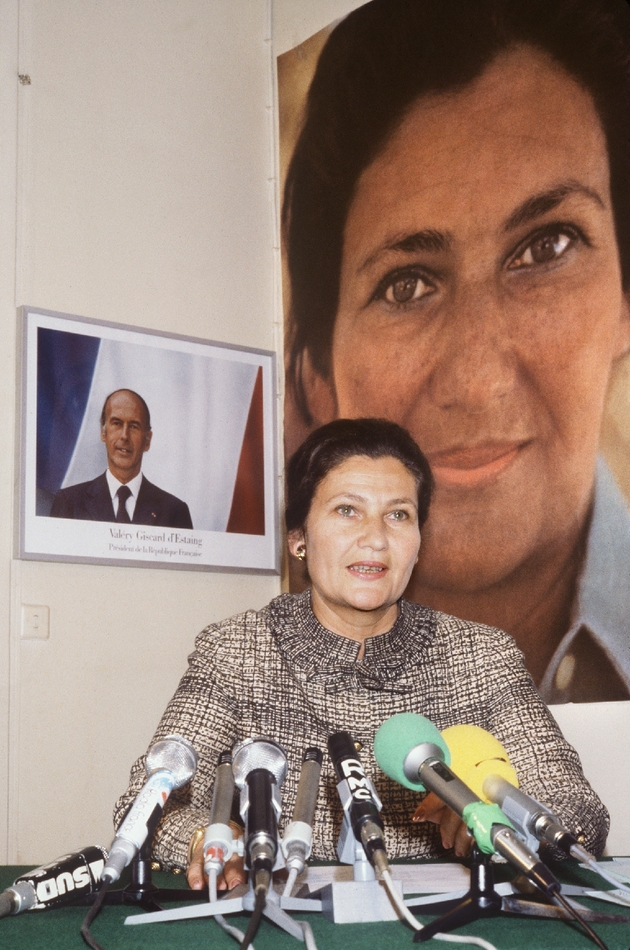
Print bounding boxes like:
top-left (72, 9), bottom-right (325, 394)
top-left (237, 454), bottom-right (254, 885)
top-left (269, 590), bottom-right (436, 692)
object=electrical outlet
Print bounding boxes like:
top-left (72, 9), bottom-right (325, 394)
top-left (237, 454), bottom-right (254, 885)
top-left (21, 605), bottom-right (50, 640)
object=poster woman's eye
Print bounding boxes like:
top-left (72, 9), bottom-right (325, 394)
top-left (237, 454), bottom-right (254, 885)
top-left (374, 269), bottom-right (435, 306)
top-left (509, 229), bottom-right (577, 270)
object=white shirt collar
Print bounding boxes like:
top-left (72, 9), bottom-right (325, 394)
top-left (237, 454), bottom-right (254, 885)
top-left (539, 457), bottom-right (630, 699)
top-left (105, 469), bottom-right (143, 519)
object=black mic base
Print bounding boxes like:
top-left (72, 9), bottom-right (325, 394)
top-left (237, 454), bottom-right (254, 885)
top-left (73, 850), bottom-right (208, 913)
top-left (413, 847), bottom-right (628, 941)
top-left (413, 848), bottom-right (501, 942)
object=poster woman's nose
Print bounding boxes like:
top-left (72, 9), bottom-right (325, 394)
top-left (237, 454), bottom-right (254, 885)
top-left (429, 286), bottom-right (516, 413)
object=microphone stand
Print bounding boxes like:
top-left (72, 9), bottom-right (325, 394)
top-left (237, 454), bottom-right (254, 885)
top-left (309, 776), bottom-right (404, 924)
top-left (74, 837), bottom-right (209, 911)
top-left (410, 846), bottom-right (627, 942)
top-left (120, 757), bottom-right (322, 939)
top-left (120, 860), bottom-right (322, 936)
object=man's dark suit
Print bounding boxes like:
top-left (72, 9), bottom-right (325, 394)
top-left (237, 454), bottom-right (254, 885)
top-left (50, 472), bottom-right (193, 529)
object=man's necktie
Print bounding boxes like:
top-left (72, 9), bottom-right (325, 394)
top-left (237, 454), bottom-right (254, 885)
top-left (116, 485), bottom-right (132, 523)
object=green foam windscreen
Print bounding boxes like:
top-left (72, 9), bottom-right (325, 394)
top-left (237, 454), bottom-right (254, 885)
top-left (373, 713), bottom-right (450, 791)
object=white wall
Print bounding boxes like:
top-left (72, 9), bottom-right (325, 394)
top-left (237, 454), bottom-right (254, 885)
top-left (1, 0), bottom-right (281, 863)
top-left (550, 703), bottom-right (630, 856)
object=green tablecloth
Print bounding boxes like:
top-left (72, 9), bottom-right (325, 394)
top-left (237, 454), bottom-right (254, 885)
top-left (1, 862), bottom-right (630, 950)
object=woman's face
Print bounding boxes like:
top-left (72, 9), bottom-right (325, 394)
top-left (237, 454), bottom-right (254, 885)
top-left (328, 46), bottom-right (630, 593)
top-left (288, 455), bottom-right (421, 627)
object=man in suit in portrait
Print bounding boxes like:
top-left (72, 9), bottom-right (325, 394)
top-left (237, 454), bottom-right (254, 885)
top-left (50, 389), bottom-right (193, 529)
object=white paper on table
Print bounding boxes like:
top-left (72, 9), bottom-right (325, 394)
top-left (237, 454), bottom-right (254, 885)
top-left (583, 888), bottom-right (630, 907)
top-left (299, 863), bottom-right (470, 895)
top-left (610, 858), bottom-right (630, 882)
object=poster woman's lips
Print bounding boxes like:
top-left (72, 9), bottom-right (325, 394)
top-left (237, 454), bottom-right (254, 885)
top-left (427, 442), bottom-right (529, 488)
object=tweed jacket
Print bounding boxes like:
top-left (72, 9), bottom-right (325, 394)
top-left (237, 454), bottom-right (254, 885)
top-left (114, 592), bottom-right (609, 870)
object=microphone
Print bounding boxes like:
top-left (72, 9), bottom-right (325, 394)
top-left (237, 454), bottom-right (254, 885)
top-left (204, 750), bottom-right (237, 877)
top-left (328, 731), bottom-right (389, 873)
top-left (232, 737), bottom-right (287, 895)
top-left (102, 734), bottom-right (198, 884)
top-left (484, 774), bottom-right (593, 861)
top-left (374, 714), bottom-right (560, 897)
top-left (0, 847), bottom-right (107, 917)
top-left (442, 724), bottom-right (593, 861)
top-left (441, 724), bottom-right (519, 800)
top-left (281, 747), bottom-right (323, 876)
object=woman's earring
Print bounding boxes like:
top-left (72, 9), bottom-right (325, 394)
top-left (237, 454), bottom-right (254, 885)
top-left (295, 545), bottom-right (306, 561)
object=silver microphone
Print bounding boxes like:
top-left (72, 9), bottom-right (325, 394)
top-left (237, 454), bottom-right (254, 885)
top-left (282, 747), bottom-right (323, 875)
top-left (103, 735), bottom-right (197, 883)
top-left (204, 750), bottom-right (236, 876)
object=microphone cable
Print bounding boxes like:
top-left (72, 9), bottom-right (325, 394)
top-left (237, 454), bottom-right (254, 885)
top-left (207, 866), bottom-right (251, 947)
top-left (583, 857), bottom-right (630, 896)
top-left (239, 883), bottom-right (266, 950)
top-left (380, 867), bottom-right (499, 950)
top-left (80, 879), bottom-right (110, 950)
top-left (552, 890), bottom-right (611, 950)
top-left (282, 865), bottom-right (299, 898)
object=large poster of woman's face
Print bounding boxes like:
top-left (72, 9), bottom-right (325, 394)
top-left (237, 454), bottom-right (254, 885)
top-left (279, 0), bottom-right (630, 704)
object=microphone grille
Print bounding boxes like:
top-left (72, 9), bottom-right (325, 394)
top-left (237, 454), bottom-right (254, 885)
top-left (145, 735), bottom-right (198, 788)
top-left (374, 713), bottom-right (449, 791)
top-left (232, 738), bottom-right (288, 788)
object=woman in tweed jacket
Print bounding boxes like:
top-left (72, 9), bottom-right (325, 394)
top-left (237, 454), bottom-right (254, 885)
top-left (114, 419), bottom-right (608, 889)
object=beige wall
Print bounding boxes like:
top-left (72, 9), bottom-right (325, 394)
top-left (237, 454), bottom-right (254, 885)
top-left (1, 0), bottom-right (281, 863)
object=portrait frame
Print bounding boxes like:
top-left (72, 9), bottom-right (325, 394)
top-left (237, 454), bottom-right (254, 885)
top-left (18, 306), bottom-right (279, 573)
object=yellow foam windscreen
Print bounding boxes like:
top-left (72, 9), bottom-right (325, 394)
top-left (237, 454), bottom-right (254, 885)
top-left (441, 724), bottom-right (518, 801)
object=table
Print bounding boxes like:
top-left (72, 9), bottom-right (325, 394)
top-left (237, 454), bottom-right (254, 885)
top-left (2, 861), bottom-right (630, 950)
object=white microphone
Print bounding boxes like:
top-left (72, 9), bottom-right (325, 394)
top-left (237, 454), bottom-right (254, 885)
top-left (103, 735), bottom-right (197, 883)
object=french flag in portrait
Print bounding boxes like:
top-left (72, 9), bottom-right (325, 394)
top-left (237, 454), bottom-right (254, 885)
top-left (36, 327), bottom-right (265, 534)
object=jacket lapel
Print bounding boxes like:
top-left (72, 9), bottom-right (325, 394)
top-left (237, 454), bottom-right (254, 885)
top-left (85, 473), bottom-right (116, 522)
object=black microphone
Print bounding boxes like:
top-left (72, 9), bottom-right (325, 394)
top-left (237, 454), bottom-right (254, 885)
top-left (102, 734), bottom-right (197, 884)
top-left (232, 738), bottom-right (287, 895)
top-left (282, 747), bottom-right (323, 875)
top-left (328, 731), bottom-right (389, 873)
top-left (0, 847), bottom-right (107, 917)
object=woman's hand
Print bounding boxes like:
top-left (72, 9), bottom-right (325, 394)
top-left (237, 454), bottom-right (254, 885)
top-left (412, 792), bottom-right (473, 858)
top-left (186, 829), bottom-right (248, 891)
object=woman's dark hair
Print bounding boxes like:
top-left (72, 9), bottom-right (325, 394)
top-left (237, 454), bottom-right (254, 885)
top-left (283, 0), bottom-right (630, 419)
top-left (285, 417), bottom-right (434, 532)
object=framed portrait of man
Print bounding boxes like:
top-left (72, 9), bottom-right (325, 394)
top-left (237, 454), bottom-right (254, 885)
top-left (19, 306), bottom-right (279, 572)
